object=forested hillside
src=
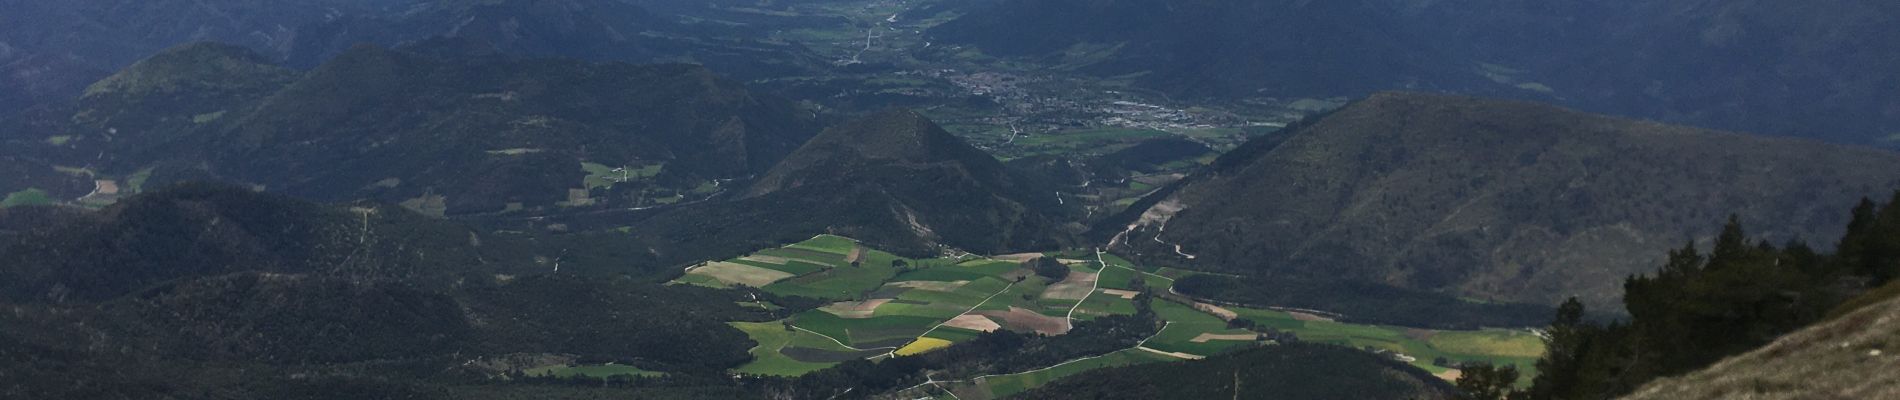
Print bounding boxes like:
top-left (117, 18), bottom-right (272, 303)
top-left (3, 43), bottom-right (820, 215)
top-left (0, 185), bottom-right (787, 398)
top-left (625, 110), bottom-right (1076, 263)
top-left (1110, 92), bottom-right (1900, 310)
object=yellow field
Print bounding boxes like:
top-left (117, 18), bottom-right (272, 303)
top-left (895, 337), bottom-right (955, 356)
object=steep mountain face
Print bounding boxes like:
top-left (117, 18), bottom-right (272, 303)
top-left (1619, 293), bottom-right (1900, 400)
top-left (7, 43), bottom-right (819, 214)
top-left (1016, 343), bottom-right (1458, 400)
top-left (1109, 92), bottom-right (1900, 308)
top-left (930, 0), bottom-right (1900, 147)
top-left (629, 110), bottom-right (1075, 262)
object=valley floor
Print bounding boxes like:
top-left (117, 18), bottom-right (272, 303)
top-left (672, 235), bottom-right (1544, 398)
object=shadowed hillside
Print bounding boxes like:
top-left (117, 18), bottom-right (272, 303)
top-left (627, 110), bottom-right (1077, 264)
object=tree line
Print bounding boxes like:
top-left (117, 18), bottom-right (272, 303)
top-left (1462, 192), bottom-right (1900, 399)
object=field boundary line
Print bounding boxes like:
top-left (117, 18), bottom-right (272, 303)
top-left (791, 326), bottom-right (896, 353)
top-left (1062, 249), bottom-right (1109, 331)
top-left (888, 280), bottom-right (1020, 358)
top-left (922, 321), bottom-right (1173, 388)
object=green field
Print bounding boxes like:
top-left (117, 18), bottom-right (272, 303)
top-left (787, 234), bottom-right (858, 253)
top-left (963, 348), bottom-right (1178, 398)
top-left (671, 235), bottom-right (902, 299)
top-left (1143, 300), bottom-right (1261, 356)
top-left (1, 188), bottom-right (55, 208)
top-left (731, 321), bottom-right (863, 376)
top-left (1072, 290), bottom-right (1138, 320)
top-left (580, 161), bottom-right (664, 191)
top-left (1227, 306), bottom-right (1544, 378)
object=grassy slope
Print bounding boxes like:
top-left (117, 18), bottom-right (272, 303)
top-left (1623, 295), bottom-right (1900, 399)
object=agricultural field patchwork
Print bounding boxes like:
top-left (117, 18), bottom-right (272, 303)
top-left (680, 236), bottom-right (1544, 392)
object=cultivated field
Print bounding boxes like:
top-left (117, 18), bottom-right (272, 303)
top-left (681, 236), bottom-right (1546, 393)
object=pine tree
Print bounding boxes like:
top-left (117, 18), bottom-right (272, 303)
top-left (1455, 363), bottom-right (1525, 400)
top-left (1529, 298), bottom-right (1588, 399)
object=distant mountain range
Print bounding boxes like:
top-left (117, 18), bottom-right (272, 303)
top-left (0, 0), bottom-right (822, 120)
top-left (3, 42), bottom-right (820, 215)
top-left (1105, 92), bottom-right (1900, 309)
top-left (930, 0), bottom-right (1900, 147)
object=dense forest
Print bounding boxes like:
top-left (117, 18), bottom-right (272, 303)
top-left (1466, 192), bottom-right (1900, 399)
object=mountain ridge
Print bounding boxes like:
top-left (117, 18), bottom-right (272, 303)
top-left (1109, 91), bottom-right (1900, 309)
top-left (628, 110), bottom-right (1075, 264)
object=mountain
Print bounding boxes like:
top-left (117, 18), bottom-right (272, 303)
top-left (0, 183), bottom-right (549, 303)
top-left (626, 110), bottom-right (1076, 262)
top-left (929, 0), bottom-right (1900, 147)
top-left (0, 0), bottom-right (821, 119)
top-left (1106, 92), bottom-right (1900, 310)
top-left (1014, 343), bottom-right (1458, 400)
top-left (6, 43), bottom-right (820, 214)
top-left (1406, 0), bottom-right (1900, 146)
top-left (0, 0), bottom-right (416, 116)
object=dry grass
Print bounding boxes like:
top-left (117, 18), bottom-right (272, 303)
top-left (890, 280), bottom-right (970, 292)
top-left (819, 299), bottom-right (893, 319)
top-left (978, 307), bottom-right (1070, 335)
top-left (1196, 303), bottom-right (1237, 321)
top-left (943, 314), bottom-right (1003, 332)
top-left (1188, 333), bottom-right (1258, 343)
top-left (1041, 271), bottom-right (1099, 300)
top-left (1135, 346), bottom-right (1204, 360)
top-left (1622, 296), bottom-right (1900, 400)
